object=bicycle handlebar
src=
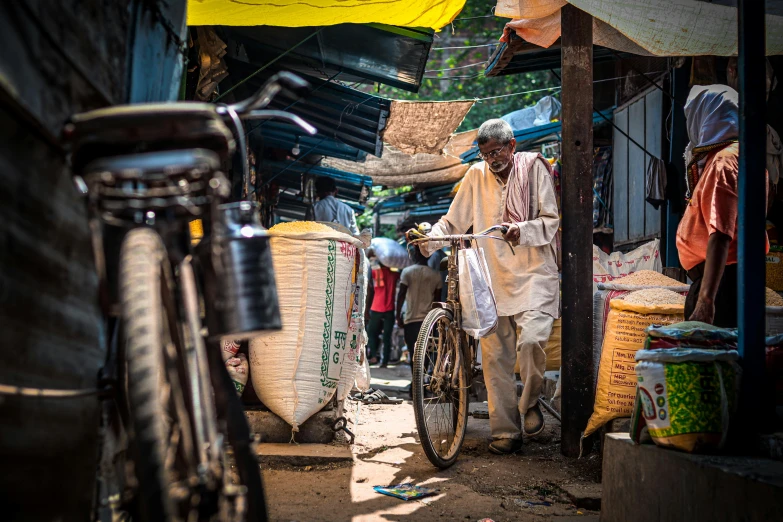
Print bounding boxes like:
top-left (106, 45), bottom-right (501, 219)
top-left (228, 72), bottom-right (311, 115)
top-left (407, 224), bottom-right (516, 256)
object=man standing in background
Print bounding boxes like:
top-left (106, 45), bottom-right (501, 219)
top-left (306, 176), bottom-right (359, 234)
top-left (366, 259), bottom-right (399, 366)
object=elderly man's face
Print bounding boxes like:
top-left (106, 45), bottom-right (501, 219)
top-left (478, 137), bottom-right (516, 173)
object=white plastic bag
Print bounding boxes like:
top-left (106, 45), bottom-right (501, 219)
top-left (458, 248), bottom-right (498, 338)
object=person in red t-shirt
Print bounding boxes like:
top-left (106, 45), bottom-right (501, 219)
top-left (366, 260), bottom-right (400, 366)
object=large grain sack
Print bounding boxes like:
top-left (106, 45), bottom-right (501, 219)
top-left (592, 240), bottom-right (662, 294)
top-left (584, 289), bottom-right (685, 439)
top-left (250, 222), bottom-right (362, 431)
top-left (592, 271), bottom-right (689, 386)
top-left (545, 318), bottom-right (561, 371)
top-left (338, 250), bottom-right (370, 401)
top-left (635, 348), bottom-right (740, 453)
top-left (514, 318), bottom-right (561, 374)
top-left (767, 250), bottom-right (783, 291)
top-left (766, 287), bottom-right (783, 335)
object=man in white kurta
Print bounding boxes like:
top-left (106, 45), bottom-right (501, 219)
top-left (423, 119), bottom-right (559, 454)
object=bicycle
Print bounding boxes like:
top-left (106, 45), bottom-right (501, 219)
top-left (406, 224), bottom-right (514, 469)
top-left (65, 72), bottom-right (316, 522)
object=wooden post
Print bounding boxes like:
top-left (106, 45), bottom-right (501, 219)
top-left (560, 4), bottom-right (594, 458)
top-left (737, 0), bottom-right (769, 433)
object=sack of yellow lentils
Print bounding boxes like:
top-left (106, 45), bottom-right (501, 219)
top-left (584, 289), bottom-right (685, 440)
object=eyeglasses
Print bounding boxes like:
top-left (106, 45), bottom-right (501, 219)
top-left (478, 142), bottom-right (510, 161)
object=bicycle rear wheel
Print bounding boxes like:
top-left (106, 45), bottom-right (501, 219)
top-left (120, 228), bottom-right (197, 521)
top-left (412, 308), bottom-right (469, 469)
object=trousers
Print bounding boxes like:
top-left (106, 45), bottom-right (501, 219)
top-left (367, 310), bottom-right (395, 362)
top-left (480, 310), bottom-right (553, 440)
top-left (403, 321), bottom-right (423, 374)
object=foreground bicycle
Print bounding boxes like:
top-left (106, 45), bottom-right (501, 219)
top-left (406, 224), bottom-right (514, 469)
top-left (65, 72), bottom-right (316, 522)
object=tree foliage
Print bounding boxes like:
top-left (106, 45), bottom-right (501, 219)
top-left (361, 0), bottom-right (559, 131)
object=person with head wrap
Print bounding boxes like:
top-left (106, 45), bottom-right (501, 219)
top-left (676, 85), bottom-right (770, 327)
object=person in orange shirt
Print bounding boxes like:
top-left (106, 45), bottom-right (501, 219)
top-left (676, 85), bottom-right (770, 327)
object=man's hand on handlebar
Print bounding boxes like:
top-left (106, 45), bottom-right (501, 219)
top-left (501, 222), bottom-right (519, 243)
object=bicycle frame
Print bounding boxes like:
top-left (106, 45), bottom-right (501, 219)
top-left (412, 225), bottom-right (515, 390)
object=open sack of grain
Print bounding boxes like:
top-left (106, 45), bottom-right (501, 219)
top-left (592, 270), bottom-right (689, 387)
top-left (249, 221), bottom-right (364, 431)
top-left (629, 322), bottom-right (741, 453)
top-left (766, 287), bottom-right (783, 335)
top-left (584, 288), bottom-right (685, 444)
top-left (592, 239), bottom-right (662, 294)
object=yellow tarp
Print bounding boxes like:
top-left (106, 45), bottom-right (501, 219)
top-left (188, 0), bottom-right (467, 31)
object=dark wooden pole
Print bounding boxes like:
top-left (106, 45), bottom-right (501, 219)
top-left (560, 4), bottom-right (594, 458)
top-left (737, 0), bottom-right (769, 433)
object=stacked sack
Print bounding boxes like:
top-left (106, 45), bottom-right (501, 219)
top-left (250, 221), bottom-right (363, 431)
top-left (630, 322), bottom-right (740, 453)
top-left (584, 288), bottom-right (685, 443)
top-left (592, 271), bottom-right (689, 389)
top-left (766, 287), bottom-right (783, 335)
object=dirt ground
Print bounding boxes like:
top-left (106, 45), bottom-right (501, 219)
top-left (261, 364), bottom-right (602, 522)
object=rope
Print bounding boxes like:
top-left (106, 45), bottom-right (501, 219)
top-left (431, 43), bottom-right (498, 50)
top-left (214, 29), bottom-right (322, 102)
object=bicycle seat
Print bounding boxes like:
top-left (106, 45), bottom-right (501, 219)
top-left (66, 103), bottom-right (235, 172)
top-left (82, 149), bottom-right (227, 222)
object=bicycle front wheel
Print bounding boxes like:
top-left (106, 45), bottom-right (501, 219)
top-left (412, 308), bottom-right (469, 469)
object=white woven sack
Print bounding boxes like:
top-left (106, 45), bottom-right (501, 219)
top-left (592, 239), bottom-right (662, 294)
top-left (338, 251), bottom-right (369, 401)
top-left (458, 247), bottom-right (498, 338)
top-left (250, 230), bottom-right (362, 431)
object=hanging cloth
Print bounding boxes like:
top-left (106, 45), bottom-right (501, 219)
top-left (645, 157), bottom-right (667, 210)
top-left (768, 125), bottom-right (783, 186)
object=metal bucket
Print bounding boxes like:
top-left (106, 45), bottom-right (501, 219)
top-left (201, 201), bottom-right (281, 339)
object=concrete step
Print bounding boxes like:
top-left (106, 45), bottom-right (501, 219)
top-left (256, 443), bottom-right (352, 467)
top-left (602, 433), bottom-right (783, 522)
top-left (561, 483), bottom-right (602, 511)
top-left (246, 410), bottom-right (336, 444)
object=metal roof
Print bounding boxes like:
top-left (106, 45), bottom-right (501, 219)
top-left (460, 108), bottom-right (615, 163)
top-left (261, 160), bottom-right (372, 203)
top-left (221, 24), bottom-right (433, 93)
top-left (256, 122), bottom-right (368, 162)
top-left (375, 183), bottom-right (456, 216)
top-left (485, 33), bottom-right (633, 77)
top-left (226, 59), bottom-right (391, 157)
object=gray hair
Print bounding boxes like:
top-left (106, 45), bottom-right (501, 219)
top-left (477, 119), bottom-right (514, 146)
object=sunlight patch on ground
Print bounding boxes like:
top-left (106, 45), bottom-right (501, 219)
top-left (369, 377), bottom-right (410, 388)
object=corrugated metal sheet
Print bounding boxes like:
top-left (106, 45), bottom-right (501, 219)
top-left (262, 160), bottom-right (372, 203)
top-left (257, 122), bottom-right (368, 162)
top-left (228, 60), bottom-right (391, 157)
top-left (612, 87), bottom-right (664, 245)
top-left (223, 24), bottom-right (433, 93)
top-left (485, 33), bottom-right (632, 77)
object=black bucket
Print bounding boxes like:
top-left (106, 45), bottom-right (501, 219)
top-left (201, 201), bottom-right (281, 339)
